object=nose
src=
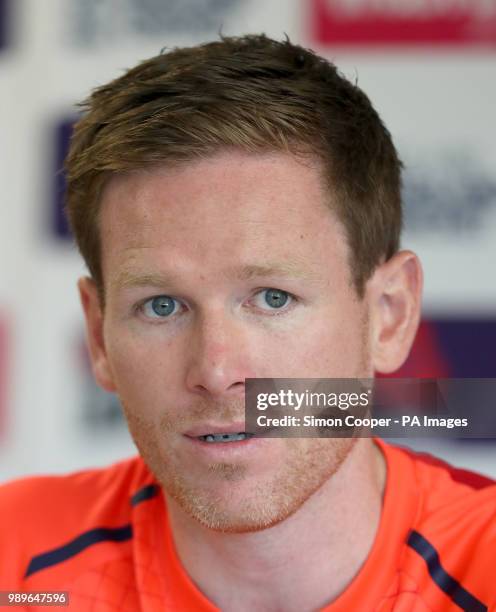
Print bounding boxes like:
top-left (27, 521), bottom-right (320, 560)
top-left (184, 309), bottom-right (254, 398)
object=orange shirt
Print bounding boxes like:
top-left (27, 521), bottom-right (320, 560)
top-left (1, 438), bottom-right (494, 611)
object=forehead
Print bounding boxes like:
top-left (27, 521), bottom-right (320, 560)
top-left (98, 150), bottom-right (350, 286)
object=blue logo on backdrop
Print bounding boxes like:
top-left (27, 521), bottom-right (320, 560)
top-left (0, 0), bottom-right (9, 50)
top-left (403, 152), bottom-right (496, 234)
top-left (53, 118), bottom-right (76, 239)
top-left (69, 0), bottom-right (240, 47)
top-left (396, 318), bottom-right (496, 379)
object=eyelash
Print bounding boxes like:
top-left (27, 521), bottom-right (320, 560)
top-left (136, 288), bottom-right (298, 321)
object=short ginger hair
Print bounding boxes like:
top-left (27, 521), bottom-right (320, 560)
top-left (65, 34), bottom-right (403, 299)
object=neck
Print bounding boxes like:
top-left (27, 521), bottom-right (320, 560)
top-left (165, 438), bottom-right (386, 612)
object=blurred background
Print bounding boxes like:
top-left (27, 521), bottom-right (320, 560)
top-left (0, 0), bottom-right (495, 481)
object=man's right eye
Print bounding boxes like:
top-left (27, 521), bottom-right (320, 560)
top-left (141, 296), bottom-right (179, 318)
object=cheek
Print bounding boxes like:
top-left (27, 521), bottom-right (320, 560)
top-left (104, 326), bottom-right (185, 412)
top-left (292, 308), bottom-right (369, 377)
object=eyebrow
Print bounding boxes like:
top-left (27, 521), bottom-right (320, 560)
top-left (112, 262), bottom-right (320, 291)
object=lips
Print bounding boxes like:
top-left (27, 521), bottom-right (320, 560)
top-left (198, 432), bottom-right (254, 443)
top-left (183, 422), bottom-right (267, 456)
top-left (184, 422), bottom-right (249, 438)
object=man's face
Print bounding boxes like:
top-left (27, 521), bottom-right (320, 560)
top-left (91, 150), bottom-right (373, 532)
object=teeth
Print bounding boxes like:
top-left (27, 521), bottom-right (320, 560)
top-left (199, 432), bottom-right (254, 443)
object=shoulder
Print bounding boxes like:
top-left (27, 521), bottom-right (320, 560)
top-left (380, 441), bottom-right (496, 608)
top-left (384, 440), bottom-right (496, 538)
top-left (394, 441), bottom-right (496, 518)
top-left (0, 454), bottom-right (151, 521)
top-left (0, 456), bottom-right (153, 584)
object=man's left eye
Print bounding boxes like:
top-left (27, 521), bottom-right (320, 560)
top-left (253, 288), bottom-right (293, 310)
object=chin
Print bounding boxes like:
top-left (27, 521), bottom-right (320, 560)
top-left (162, 454), bottom-right (343, 534)
top-left (167, 478), bottom-right (304, 534)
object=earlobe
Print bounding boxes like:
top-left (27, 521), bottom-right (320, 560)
top-left (78, 277), bottom-right (117, 393)
top-left (369, 251), bottom-right (423, 374)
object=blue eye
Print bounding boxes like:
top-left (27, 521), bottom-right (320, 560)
top-left (143, 296), bottom-right (178, 318)
top-left (262, 289), bottom-right (290, 309)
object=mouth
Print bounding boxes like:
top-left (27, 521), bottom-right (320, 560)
top-left (183, 424), bottom-right (267, 459)
top-left (197, 432), bottom-right (255, 443)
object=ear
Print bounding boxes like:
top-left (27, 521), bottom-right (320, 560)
top-left (367, 251), bottom-right (423, 374)
top-left (78, 277), bottom-right (117, 393)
